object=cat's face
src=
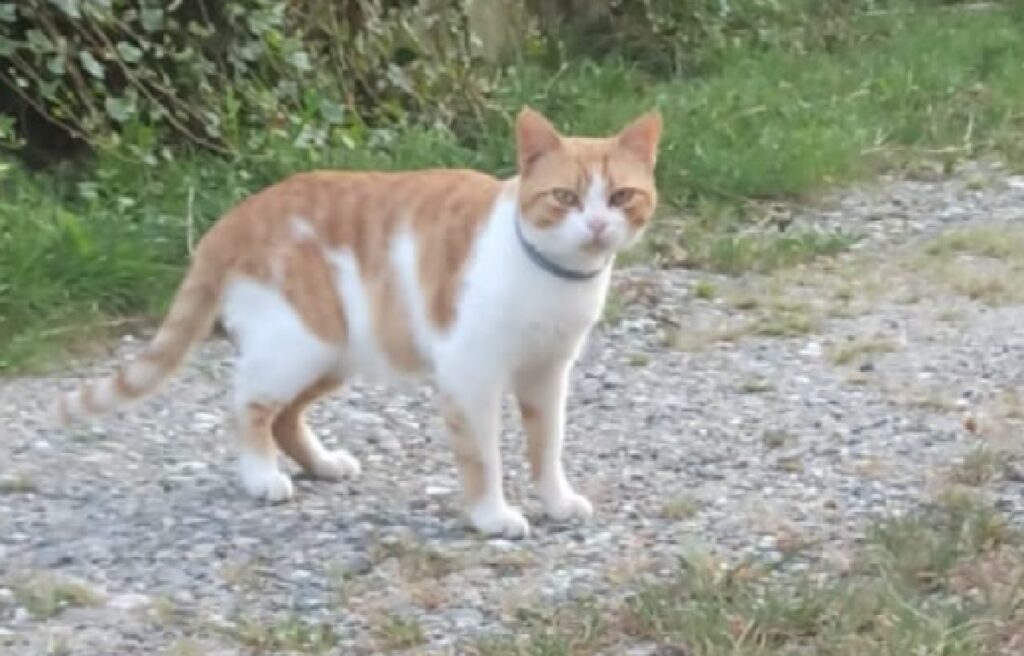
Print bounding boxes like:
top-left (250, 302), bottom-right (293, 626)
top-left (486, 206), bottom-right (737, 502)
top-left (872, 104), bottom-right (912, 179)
top-left (515, 108), bottom-right (661, 266)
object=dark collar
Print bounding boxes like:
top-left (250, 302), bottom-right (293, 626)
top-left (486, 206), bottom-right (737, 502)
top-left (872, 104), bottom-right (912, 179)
top-left (514, 217), bottom-right (609, 282)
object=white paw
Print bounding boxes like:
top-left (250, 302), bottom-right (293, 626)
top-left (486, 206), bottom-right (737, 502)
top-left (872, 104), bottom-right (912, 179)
top-left (543, 490), bottom-right (594, 522)
top-left (310, 449), bottom-right (361, 480)
top-left (239, 456), bottom-right (294, 503)
top-left (469, 502), bottom-right (531, 539)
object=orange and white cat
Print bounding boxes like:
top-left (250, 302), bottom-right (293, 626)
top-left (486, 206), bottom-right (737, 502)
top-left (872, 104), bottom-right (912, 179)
top-left (55, 107), bottom-right (661, 538)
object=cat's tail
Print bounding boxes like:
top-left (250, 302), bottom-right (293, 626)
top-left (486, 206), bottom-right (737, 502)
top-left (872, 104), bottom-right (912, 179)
top-left (54, 254), bottom-right (227, 425)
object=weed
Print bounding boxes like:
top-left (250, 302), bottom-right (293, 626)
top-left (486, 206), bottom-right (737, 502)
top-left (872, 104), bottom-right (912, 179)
top-left (762, 429), bottom-right (793, 449)
top-left (0, 473), bottom-right (36, 494)
top-left (739, 378), bottom-right (774, 394)
top-left (12, 574), bottom-right (102, 619)
top-left (163, 640), bottom-right (207, 656)
top-left (751, 304), bottom-right (819, 337)
top-left (693, 279), bottom-right (717, 300)
top-left (475, 495), bottom-right (1023, 655)
top-left (925, 227), bottom-right (1024, 261)
top-left (682, 229), bottom-right (860, 275)
top-left (371, 537), bottom-right (464, 582)
top-left (828, 336), bottom-right (900, 366)
top-left (227, 616), bottom-right (340, 654)
top-left (660, 496), bottom-right (702, 521)
top-left (918, 225), bottom-right (1024, 305)
top-left (949, 445), bottom-right (1001, 487)
top-left (626, 353), bottom-right (650, 367)
top-left (373, 614), bottom-right (426, 651)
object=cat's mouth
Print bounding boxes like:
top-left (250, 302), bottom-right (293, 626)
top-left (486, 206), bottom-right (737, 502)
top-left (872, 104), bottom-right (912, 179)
top-left (582, 236), bottom-right (611, 255)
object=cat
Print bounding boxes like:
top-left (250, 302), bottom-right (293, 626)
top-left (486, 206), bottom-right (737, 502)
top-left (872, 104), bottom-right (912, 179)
top-left (54, 107), bottom-right (661, 538)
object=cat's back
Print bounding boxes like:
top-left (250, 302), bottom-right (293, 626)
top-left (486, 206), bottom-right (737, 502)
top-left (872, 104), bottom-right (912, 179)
top-left (199, 167), bottom-right (504, 263)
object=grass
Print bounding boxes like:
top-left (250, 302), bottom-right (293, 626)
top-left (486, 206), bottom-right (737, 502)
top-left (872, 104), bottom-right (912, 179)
top-left (672, 229), bottom-right (861, 275)
top-left (828, 336), bottom-right (901, 366)
top-left (472, 496), bottom-right (1024, 655)
top-left (738, 378), bottom-right (774, 394)
top-left (225, 617), bottom-right (341, 654)
top-left (0, 473), bottom-right (36, 494)
top-left (693, 279), bottom-right (718, 300)
top-left (660, 496), bottom-right (702, 521)
top-left (949, 445), bottom-right (1002, 487)
top-left (372, 614), bottom-right (427, 651)
top-left (370, 536), bottom-right (465, 582)
top-left (670, 294), bottom-right (821, 350)
top-left (11, 573), bottom-right (103, 619)
top-left (917, 225), bottom-right (1024, 305)
top-left (3, 5), bottom-right (1024, 370)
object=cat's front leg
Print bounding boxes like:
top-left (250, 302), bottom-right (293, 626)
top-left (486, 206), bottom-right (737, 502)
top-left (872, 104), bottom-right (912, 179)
top-left (515, 362), bottom-right (593, 523)
top-left (439, 384), bottom-right (530, 539)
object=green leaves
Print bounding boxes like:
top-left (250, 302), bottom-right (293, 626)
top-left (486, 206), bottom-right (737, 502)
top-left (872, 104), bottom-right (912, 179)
top-left (116, 41), bottom-right (143, 64)
top-left (47, 0), bottom-right (81, 19)
top-left (104, 96), bottom-right (134, 123)
top-left (78, 51), bottom-right (104, 79)
top-left (0, 0), bottom-right (494, 162)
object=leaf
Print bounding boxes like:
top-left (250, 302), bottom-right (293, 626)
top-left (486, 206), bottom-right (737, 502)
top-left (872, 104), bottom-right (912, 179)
top-left (78, 51), bottom-right (105, 79)
top-left (0, 36), bottom-right (15, 56)
top-left (26, 29), bottom-right (53, 53)
top-left (319, 100), bottom-right (346, 124)
top-left (140, 7), bottom-right (164, 32)
top-left (116, 41), bottom-right (143, 63)
top-left (46, 0), bottom-right (80, 19)
top-left (288, 51), bottom-right (311, 71)
top-left (0, 4), bottom-right (17, 23)
top-left (46, 54), bottom-right (66, 75)
top-left (104, 96), bottom-right (135, 122)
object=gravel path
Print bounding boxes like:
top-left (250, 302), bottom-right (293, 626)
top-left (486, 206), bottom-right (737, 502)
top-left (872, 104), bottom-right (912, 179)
top-left (2, 161), bottom-right (1024, 655)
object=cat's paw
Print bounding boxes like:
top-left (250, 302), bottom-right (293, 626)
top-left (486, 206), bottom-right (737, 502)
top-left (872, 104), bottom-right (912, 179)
top-left (469, 502), bottom-right (531, 539)
top-left (543, 490), bottom-right (594, 523)
top-left (310, 449), bottom-right (361, 480)
top-left (239, 456), bottom-right (294, 503)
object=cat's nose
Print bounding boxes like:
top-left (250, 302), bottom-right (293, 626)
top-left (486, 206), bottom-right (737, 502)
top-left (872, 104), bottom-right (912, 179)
top-left (586, 217), bottom-right (608, 237)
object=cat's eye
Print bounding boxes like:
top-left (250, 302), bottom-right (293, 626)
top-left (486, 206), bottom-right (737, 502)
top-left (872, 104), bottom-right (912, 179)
top-left (609, 188), bottom-right (637, 207)
top-left (551, 188), bottom-right (579, 206)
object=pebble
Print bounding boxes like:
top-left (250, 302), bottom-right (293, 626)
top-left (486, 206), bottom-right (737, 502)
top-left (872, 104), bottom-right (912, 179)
top-left (108, 594), bottom-right (152, 611)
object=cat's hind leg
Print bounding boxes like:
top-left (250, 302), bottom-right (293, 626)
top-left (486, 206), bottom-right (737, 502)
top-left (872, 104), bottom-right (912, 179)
top-left (225, 278), bottom-right (340, 502)
top-left (272, 376), bottom-right (360, 480)
top-left (235, 399), bottom-right (294, 502)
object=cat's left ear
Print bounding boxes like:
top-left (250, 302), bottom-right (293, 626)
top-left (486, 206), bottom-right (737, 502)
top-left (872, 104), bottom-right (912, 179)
top-left (516, 106), bottom-right (562, 172)
top-left (617, 109), bottom-right (662, 167)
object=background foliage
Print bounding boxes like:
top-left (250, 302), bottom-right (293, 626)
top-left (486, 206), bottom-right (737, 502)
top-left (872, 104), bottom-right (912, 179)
top-left (1, 0), bottom-right (1022, 370)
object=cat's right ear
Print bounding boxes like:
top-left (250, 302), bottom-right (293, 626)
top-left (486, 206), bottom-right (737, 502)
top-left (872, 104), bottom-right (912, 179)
top-left (516, 106), bottom-right (561, 172)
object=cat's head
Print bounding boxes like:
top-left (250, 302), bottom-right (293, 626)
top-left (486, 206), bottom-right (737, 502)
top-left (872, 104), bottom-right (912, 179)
top-left (515, 107), bottom-right (661, 270)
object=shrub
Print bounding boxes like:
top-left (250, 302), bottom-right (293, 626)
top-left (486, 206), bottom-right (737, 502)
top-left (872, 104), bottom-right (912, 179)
top-left (0, 0), bottom-right (494, 165)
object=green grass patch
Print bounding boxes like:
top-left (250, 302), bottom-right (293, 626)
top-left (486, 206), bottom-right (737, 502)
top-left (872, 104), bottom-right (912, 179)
top-left (224, 616), bottom-right (341, 654)
top-left (372, 614), bottom-right (427, 652)
top-left (11, 573), bottom-right (103, 619)
top-left (3, 6), bottom-right (1024, 370)
top-left (473, 496), bottom-right (1024, 655)
top-left (915, 225), bottom-right (1024, 306)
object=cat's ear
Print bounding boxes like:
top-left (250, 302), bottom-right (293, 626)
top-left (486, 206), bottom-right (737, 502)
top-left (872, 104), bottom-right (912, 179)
top-left (617, 109), bottom-right (662, 167)
top-left (516, 106), bottom-right (561, 172)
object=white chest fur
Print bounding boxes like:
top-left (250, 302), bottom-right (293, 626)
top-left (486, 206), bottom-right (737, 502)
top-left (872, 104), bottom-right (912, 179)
top-left (441, 186), bottom-right (611, 375)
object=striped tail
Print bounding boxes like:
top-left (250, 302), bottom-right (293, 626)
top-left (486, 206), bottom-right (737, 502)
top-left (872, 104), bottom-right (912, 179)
top-left (55, 259), bottom-right (225, 425)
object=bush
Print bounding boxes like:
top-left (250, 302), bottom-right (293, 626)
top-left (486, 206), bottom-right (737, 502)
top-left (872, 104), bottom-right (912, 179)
top-left (0, 0), bottom-right (494, 165)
